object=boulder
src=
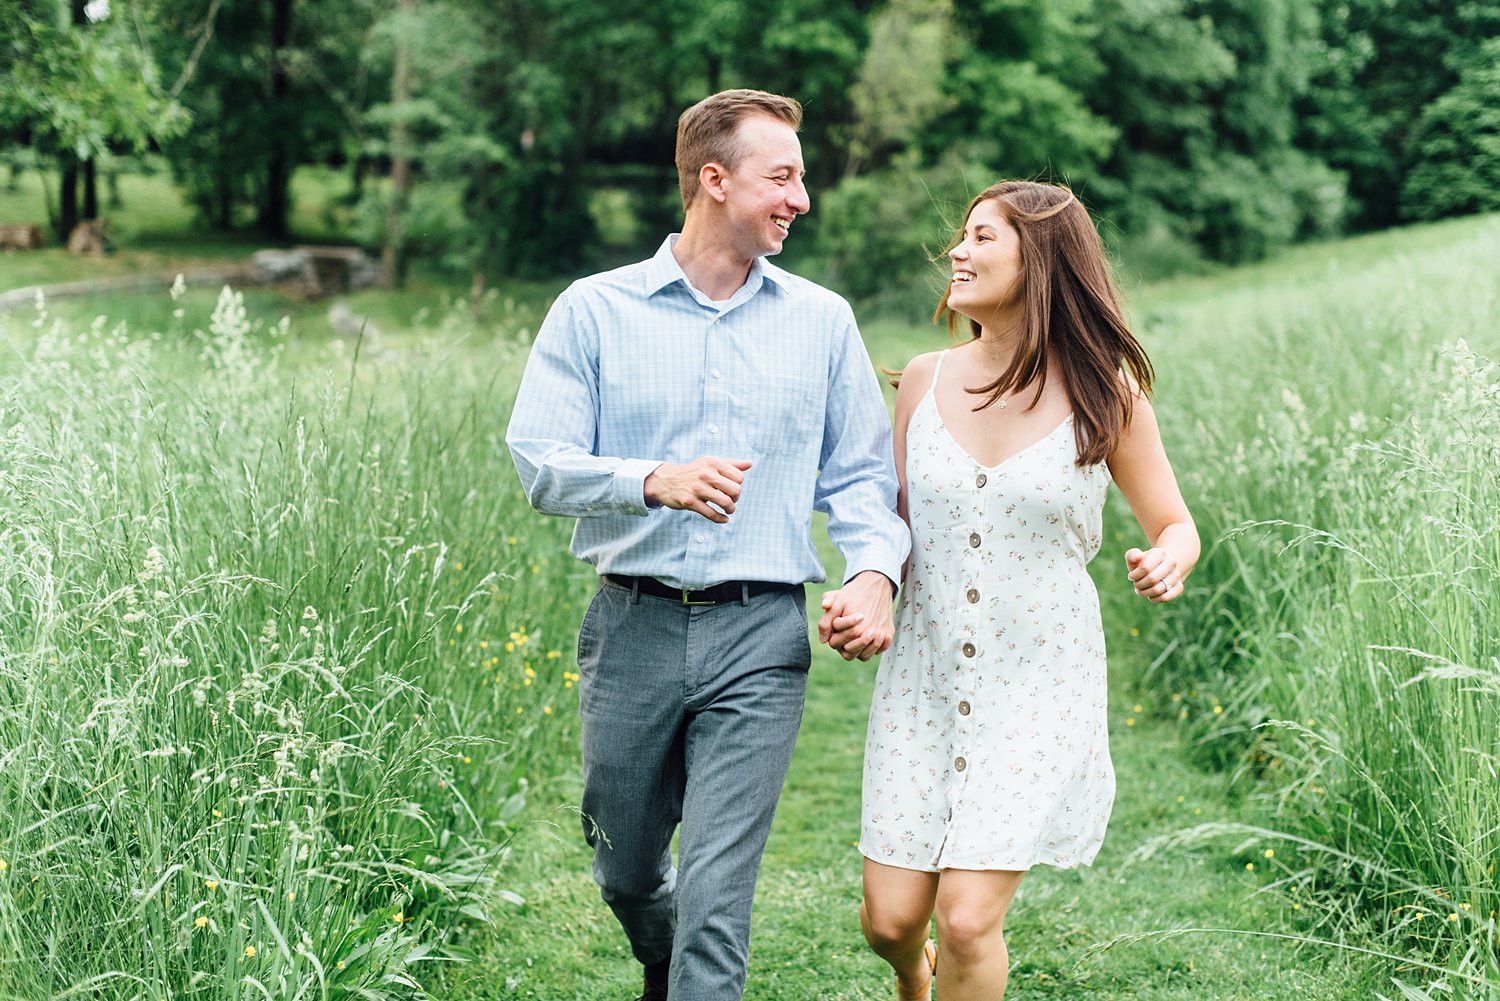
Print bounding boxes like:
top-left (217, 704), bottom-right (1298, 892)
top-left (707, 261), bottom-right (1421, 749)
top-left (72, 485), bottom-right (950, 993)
top-left (0, 223), bottom-right (45, 250)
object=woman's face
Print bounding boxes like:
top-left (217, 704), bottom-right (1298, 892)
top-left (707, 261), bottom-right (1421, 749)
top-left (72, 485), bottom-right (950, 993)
top-left (947, 199), bottom-right (1023, 319)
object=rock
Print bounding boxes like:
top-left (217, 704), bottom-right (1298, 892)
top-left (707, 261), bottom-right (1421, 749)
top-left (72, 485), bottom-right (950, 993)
top-left (0, 223), bottom-right (45, 250)
top-left (328, 300), bottom-right (382, 349)
top-left (249, 246), bottom-right (378, 298)
top-left (67, 219), bottom-right (111, 255)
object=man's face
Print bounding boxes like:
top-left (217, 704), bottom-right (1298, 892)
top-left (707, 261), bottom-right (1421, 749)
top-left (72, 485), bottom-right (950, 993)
top-left (714, 115), bottom-right (810, 259)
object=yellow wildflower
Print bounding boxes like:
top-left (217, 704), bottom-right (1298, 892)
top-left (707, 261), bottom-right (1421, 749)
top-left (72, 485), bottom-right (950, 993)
top-left (194, 915), bottom-right (208, 928)
top-left (1212, 705), bottom-right (1223, 715)
top-left (205, 879), bottom-right (218, 891)
top-left (543, 706), bottom-right (553, 715)
top-left (245, 945), bottom-right (257, 957)
top-left (1263, 849), bottom-right (1274, 859)
top-left (1245, 862), bottom-right (1254, 871)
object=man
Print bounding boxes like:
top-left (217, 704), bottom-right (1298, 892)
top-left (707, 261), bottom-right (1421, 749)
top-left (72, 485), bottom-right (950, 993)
top-left (506, 89), bottom-right (908, 1001)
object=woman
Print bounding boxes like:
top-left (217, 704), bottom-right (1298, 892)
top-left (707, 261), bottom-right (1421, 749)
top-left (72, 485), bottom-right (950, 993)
top-left (850, 181), bottom-right (1198, 999)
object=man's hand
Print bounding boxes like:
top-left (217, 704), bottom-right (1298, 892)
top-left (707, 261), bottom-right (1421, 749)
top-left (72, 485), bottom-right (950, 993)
top-left (817, 570), bottom-right (896, 661)
top-left (644, 458), bottom-right (752, 524)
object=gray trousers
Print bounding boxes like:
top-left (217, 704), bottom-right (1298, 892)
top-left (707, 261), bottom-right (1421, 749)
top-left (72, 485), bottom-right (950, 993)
top-left (576, 577), bottom-right (811, 1001)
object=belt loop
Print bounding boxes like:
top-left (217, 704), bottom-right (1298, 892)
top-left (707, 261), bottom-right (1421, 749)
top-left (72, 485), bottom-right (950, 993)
top-left (740, 582), bottom-right (750, 607)
top-left (630, 576), bottom-right (641, 605)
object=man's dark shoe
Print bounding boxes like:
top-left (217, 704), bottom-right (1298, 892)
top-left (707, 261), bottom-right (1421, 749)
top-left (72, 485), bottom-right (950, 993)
top-left (637, 955), bottom-right (670, 1001)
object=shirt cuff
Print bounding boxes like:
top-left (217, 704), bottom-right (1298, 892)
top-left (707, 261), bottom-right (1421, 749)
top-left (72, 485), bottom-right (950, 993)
top-left (614, 458), bottom-right (663, 516)
top-left (842, 556), bottom-right (903, 592)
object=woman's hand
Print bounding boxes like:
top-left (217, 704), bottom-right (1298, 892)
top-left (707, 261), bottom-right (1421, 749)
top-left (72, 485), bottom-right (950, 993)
top-left (1125, 547), bottom-right (1183, 603)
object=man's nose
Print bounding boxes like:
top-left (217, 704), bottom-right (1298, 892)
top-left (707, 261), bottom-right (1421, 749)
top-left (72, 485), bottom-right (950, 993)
top-left (788, 176), bottom-right (811, 215)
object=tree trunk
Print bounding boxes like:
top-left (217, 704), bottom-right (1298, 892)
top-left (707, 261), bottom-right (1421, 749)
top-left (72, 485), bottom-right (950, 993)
top-left (379, 0), bottom-right (416, 289)
top-left (258, 0), bottom-right (294, 238)
top-left (58, 157), bottom-right (79, 243)
top-left (83, 157), bottom-right (99, 220)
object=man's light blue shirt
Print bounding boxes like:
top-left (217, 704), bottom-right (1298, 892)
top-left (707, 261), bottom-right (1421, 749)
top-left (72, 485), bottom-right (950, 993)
top-left (506, 235), bottom-right (909, 591)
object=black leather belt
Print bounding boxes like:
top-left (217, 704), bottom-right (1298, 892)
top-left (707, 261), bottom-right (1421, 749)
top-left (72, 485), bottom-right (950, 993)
top-left (604, 574), bottom-right (797, 606)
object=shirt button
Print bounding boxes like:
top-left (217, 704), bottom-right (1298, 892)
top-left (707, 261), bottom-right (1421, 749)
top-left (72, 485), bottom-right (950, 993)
top-left (708, 424), bottom-right (720, 434)
top-left (966, 588), bottom-right (979, 604)
top-left (712, 369), bottom-right (722, 379)
top-left (975, 473), bottom-right (987, 488)
top-left (969, 532), bottom-right (982, 548)
top-left (695, 534), bottom-right (705, 543)
top-left (958, 701), bottom-right (971, 716)
top-left (962, 642), bottom-right (976, 657)
top-left (954, 756), bottom-right (967, 772)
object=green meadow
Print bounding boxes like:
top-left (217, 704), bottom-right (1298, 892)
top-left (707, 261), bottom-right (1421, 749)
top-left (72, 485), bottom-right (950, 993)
top-left (0, 199), bottom-right (1495, 998)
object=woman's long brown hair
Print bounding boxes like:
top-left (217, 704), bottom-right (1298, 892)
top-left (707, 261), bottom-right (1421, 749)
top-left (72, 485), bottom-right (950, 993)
top-left (933, 181), bottom-right (1154, 467)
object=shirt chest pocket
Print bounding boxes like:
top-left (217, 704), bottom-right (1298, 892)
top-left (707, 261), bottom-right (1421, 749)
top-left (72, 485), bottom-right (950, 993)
top-left (748, 376), bottom-right (824, 456)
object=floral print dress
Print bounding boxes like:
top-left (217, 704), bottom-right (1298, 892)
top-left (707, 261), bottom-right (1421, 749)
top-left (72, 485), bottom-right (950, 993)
top-left (860, 351), bottom-right (1115, 872)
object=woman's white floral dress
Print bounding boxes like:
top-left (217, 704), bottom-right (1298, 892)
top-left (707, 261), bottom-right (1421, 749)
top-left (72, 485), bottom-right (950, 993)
top-left (860, 351), bottom-right (1115, 872)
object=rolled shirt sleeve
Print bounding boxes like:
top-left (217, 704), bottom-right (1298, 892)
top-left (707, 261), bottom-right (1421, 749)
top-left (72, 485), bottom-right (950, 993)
top-left (816, 307), bottom-right (910, 587)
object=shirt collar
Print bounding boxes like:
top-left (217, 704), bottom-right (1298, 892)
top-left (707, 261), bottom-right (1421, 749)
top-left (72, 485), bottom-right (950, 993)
top-left (644, 234), bottom-right (788, 302)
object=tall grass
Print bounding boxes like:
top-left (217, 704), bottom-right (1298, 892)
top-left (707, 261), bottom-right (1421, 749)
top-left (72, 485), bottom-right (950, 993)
top-left (1115, 215), bottom-right (1500, 990)
top-left (0, 286), bottom-right (585, 997)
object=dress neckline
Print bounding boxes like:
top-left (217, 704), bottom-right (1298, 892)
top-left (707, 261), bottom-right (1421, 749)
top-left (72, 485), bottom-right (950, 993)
top-left (925, 350), bottom-right (1073, 472)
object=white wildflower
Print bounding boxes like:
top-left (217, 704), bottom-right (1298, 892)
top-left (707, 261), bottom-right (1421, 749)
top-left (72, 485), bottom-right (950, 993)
top-left (137, 546), bottom-right (167, 584)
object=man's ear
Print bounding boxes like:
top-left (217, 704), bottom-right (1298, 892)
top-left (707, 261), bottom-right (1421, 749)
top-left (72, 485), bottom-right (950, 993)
top-left (698, 162), bottom-right (730, 204)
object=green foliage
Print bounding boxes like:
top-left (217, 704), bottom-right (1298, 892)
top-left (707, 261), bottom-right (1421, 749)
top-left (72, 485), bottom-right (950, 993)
top-left (1401, 39), bottom-right (1500, 221)
top-left (0, 286), bottom-right (587, 996)
top-left (0, 1), bottom-right (186, 159)
top-left (1126, 213), bottom-right (1500, 981)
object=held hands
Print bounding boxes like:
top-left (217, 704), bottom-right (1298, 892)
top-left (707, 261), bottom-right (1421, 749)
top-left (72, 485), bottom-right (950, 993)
top-left (1126, 547), bottom-right (1184, 603)
top-left (817, 571), bottom-right (896, 662)
top-left (644, 458), bottom-right (752, 523)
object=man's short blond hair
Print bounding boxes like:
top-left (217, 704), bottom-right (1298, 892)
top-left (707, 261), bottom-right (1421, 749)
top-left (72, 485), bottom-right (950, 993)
top-left (675, 89), bottom-right (803, 210)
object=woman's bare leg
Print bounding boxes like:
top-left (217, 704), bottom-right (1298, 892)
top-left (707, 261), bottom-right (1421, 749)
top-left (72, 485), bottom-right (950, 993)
top-left (932, 868), bottom-right (1025, 1000)
top-left (862, 858), bottom-right (941, 999)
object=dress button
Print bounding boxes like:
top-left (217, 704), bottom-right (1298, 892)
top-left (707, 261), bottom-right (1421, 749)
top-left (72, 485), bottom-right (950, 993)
top-left (962, 642), bottom-right (976, 657)
top-left (966, 588), bottom-right (979, 603)
top-left (954, 756), bottom-right (967, 772)
top-left (958, 701), bottom-right (971, 716)
top-left (975, 473), bottom-right (987, 488)
top-left (708, 424), bottom-right (720, 435)
top-left (969, 532), bottom-right (982, 548)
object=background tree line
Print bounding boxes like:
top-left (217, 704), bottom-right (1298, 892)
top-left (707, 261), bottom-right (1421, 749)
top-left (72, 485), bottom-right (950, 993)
top-left (2, 0), bottom-right (1498, 296)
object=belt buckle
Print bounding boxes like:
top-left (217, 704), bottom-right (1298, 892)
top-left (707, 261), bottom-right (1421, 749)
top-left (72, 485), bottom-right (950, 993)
top-left (681, 589), bottom-right (715, 606)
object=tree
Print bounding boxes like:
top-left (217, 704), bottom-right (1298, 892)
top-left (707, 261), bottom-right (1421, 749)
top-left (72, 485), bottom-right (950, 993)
top-left (1401, 38), bottom-right (1500, 220)
top-left (0, 0), bottom-right (187, 240)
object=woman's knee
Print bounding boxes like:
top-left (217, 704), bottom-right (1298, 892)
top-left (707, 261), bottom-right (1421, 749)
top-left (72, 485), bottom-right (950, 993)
top-left (935, 901), bottom-right (1004, 965)
top-left (862, 899), bottom-right (929, 952)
